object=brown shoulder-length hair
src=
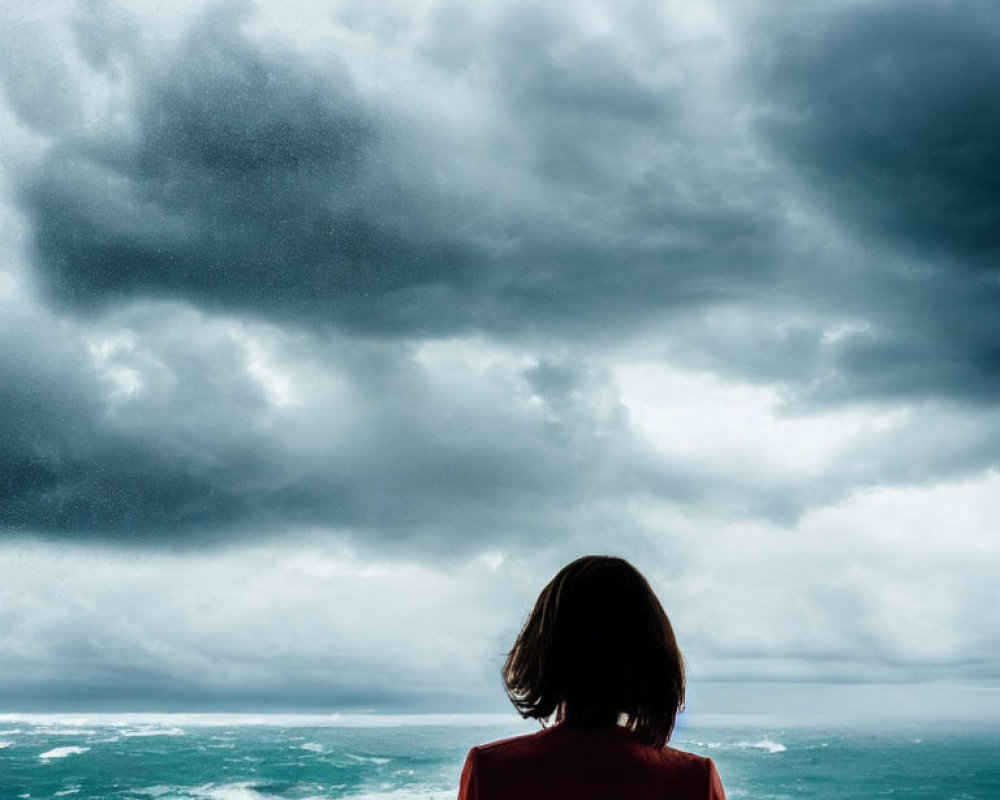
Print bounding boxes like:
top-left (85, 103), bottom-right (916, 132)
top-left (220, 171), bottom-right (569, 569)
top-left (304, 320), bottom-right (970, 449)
top-left (502, 555), bottom-right (685, 748)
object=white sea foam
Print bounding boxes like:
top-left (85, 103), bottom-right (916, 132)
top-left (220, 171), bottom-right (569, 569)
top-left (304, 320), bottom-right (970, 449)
top-left (736, 738), bottom-right (786, 754)
top-left (134, 787), bottom-right (174, 798)
top-left (209, 741), bottom-right (236, 749)
top-left (299, 742), bottom-right (324, 753)
top-left (39, 746), bottom-right (90, 759)
top-left (54, 787), bottom-right (81, 796)
top-left (0, 740), bottom-right (13, 748)
top-left (341, 787), bottom-right (453, 800)
top-left (30, 728), bottom-right (97, 736)
top-left (186, 782), bottom-right (333, 800)
top-left (687, 738), bottom-right (786, 753)
top-left (190, 782), bottom-right (268, 800)
top-left (346, 753), bottom-right (391, 764)
top-left (121, 726), bottom-right (187, 738)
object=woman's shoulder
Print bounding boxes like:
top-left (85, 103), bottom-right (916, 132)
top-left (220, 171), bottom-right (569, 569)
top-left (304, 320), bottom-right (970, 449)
top-left (472, 727), bottom-right (552, 757)
top-left (657, 744), bottom-right (714, 766)
top-left (651, 746), bottom-right (726, 798)
top-left (651, 745), bottom-right (718, 777)
top-left (472, 725), bottom-right (712, 769)
top-left (463, 729), bottom-right (724, 800)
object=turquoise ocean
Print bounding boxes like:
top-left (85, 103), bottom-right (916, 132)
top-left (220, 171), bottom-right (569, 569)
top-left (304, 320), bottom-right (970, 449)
top-left (2, 714), bottom-right (998, 800)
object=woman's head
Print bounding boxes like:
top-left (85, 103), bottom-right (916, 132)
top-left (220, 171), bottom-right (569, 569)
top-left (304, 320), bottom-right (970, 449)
top-left (502, 555), bottom-right (684, 748)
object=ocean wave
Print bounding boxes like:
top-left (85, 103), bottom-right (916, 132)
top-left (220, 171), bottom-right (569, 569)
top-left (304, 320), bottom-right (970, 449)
top-left (345, 753), bottom-right (391, 764)
top-left (182, 781), bottom-right (448, 800)
top-left (186, 782), bottom-right (330, 800)
top-left (299, 742), bottom-right (324, 753)
top-left (189, 782), bottom-right (271, 800)
top-left (54, 787), bottom-right (81, 796)
top-left (121, 727), bottom-right (187, 738)
top-left (39, 746), bottom-right (91, 759)
top-left (134, 783), bottom-right (506, 800)
top-left (736, 739), bottom-right (786, 754)
top-left (341, 788), bottom-right (453, 800)
top-left (0, 740), bottom-right (14, 748)
top-left (134, 787), bottom-right (175, 797)
top-left (688, 738), bottom-right (787, 754)
top-left (30, 728), bottom-right (98, 736)
top-left (0, 714), bottom-right (100, 733)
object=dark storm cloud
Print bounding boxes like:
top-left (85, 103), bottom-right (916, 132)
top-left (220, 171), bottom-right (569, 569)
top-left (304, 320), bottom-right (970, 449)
top-left (0, 299), bottom-right (669, 542)
top-left (20, 7), bottom-right (479, 333)
top-left (19, 0), bottom-right (998, 410)
top-left (753, 0), bottom-right (1000, 262)
top-left (0, 306), bottom-right (289, 539)
top-left (17, 2), bottom-right (782, 338)
top-left (2, 1), bottom-right (999, 714)
top-left (6, 0), bottom-right (1000, 544)
top-left (745, 1), bottom-right (1000, 401)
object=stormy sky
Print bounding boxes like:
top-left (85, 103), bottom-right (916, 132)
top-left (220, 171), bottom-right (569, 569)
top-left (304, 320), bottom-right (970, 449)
top-left (1, 0), bottom-right (999, 718)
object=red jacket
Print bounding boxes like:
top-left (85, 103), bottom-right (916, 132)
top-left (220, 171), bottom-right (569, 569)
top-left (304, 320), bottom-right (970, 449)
top-left (458, 723), bottom-right (726, 800)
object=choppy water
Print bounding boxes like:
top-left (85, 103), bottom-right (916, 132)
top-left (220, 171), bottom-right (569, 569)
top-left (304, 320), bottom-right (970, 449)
top-left (1, 714), bottom-right (997, 799)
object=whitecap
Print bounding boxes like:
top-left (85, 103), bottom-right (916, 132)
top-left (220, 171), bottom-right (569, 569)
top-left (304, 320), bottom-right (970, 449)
top-left (299, 742), bottom-right (324, 753)
top-left (54, 787), bottom-right (81, 797)
top-left (189, 781), bottom-right (268, 800)
top-left (31, 728), bottom-right (97, 737)
top-left (346, 753), bottom-right (391, 764)
top-left (339, 787), bottom-right (453, 800)
top-left (191, 782), bottom-right (332, 800)
top-left (0, 741), bottom-right (14, 749)
top-left (39, 746), bottom-right (90, 759)
top-left (121, 727), bottom-right (187, 738)
top-left (736, 738), bottom-right (786, 754)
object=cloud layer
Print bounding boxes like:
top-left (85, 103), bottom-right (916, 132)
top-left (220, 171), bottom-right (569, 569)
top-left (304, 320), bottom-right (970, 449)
top-left (1, 0), bottom-right (998, 712)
